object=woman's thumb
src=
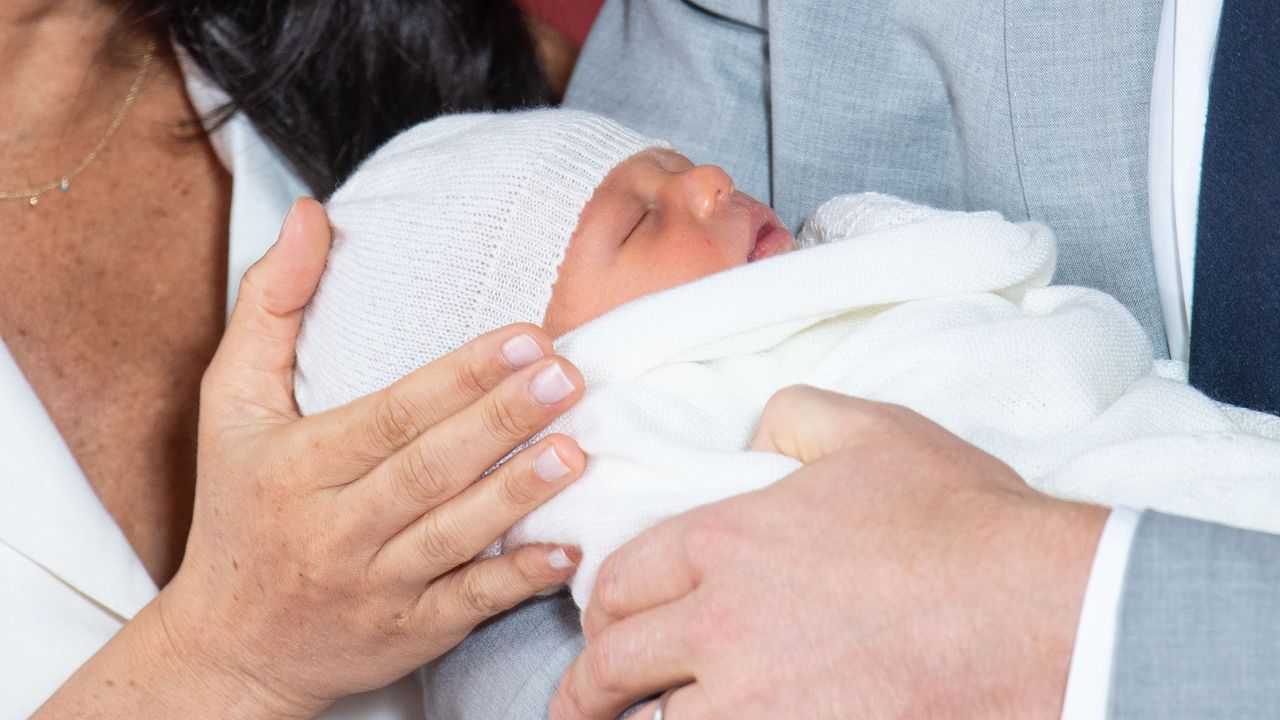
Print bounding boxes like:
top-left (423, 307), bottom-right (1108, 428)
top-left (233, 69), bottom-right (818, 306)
top-left (205, 197), bottom-right (332, 421)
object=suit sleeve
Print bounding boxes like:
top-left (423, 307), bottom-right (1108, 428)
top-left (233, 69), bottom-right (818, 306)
top-left (1109, 512), bottom-right (1280, 719)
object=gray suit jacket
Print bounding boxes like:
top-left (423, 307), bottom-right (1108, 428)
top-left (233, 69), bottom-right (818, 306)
top-left (563, 1), bottom-right (1280, 717)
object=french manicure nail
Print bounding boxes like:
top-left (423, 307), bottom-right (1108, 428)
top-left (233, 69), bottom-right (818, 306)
top-left (548, 547), bottom-right (577, 571)
top-left (501, 334), bottom-right (544, 369)
top-left (530, 362), bottom-right (575, 405)
top-left (533, 446), bottom-right (571, 482)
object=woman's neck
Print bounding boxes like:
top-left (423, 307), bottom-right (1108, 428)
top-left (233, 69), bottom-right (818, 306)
top-left (0, 1), bottom-right (153, 161)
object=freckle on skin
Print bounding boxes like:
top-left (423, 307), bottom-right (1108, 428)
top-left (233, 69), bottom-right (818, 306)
top-left (232, 559), bottom-right (239, 571)
top-left (105, 679), bottom-right (115, 688)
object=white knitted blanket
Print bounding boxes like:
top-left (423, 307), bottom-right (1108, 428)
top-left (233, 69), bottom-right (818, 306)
top-left (504, 193), bottom-right (1280, 608)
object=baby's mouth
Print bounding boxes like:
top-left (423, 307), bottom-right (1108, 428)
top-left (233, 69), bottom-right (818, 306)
top-left (747, 212), bottom-right (795, 263)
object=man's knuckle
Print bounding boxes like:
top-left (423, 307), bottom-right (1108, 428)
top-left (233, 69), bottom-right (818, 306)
top-left (877, 401), bottom-right (919, 428)
top-left (558, 670), bottom-right (593, 719)
top-left (593, 562), bottom-right (626, 616)
top-left (684, 510), bottom-right (729, 555)
top-left (688, 592), bottom-right (737, 647)
top-left (585, 638), bottom-right (624, 693)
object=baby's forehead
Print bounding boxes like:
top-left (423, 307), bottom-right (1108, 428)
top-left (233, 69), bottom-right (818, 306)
top-left (594, 147), bottom-right (692, 191)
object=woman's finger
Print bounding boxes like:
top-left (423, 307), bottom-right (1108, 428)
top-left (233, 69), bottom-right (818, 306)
top-left (348, 355), bottom-right (584, 530)
top-left (415, 543), bottom-right (581, 636)
top-left (580, 513), bottom-right (701, 641)
top-left (299, 323), bottom-right (554, 480)
top-left (205, 197), bottom-right (331, 422)
top-left (550, 601), bottom-right (698, 720)
top-left (374, 434), bottom-right (585, 583)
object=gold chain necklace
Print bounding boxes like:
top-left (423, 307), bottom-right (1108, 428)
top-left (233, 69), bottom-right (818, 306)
top-left (1, 41), bottom-right (156, 208)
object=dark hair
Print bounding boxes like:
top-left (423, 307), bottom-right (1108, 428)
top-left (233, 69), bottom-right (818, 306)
top-left (129, 1), bottom-right (552, 197)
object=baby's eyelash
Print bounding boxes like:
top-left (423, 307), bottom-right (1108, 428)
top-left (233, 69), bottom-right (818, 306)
top-left (622, 206), bottom-right (649, 245)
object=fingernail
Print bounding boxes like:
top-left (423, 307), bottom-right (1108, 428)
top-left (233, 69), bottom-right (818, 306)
top-left (534, 446), bottom-right (571, 482)
top-left (530, 362), bottom-right (575, 405)
top-left (501, 334), bottom-right (544, 369)
top-left (548, 547), bottom-right (577, 571)
top-left (274, 197), bottom-right (304, 246)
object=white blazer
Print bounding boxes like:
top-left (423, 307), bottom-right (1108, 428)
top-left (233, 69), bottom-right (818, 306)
top-left (0, 57), bottom-right (422, 719)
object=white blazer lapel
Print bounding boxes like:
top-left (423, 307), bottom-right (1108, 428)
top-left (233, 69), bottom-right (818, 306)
top-left (0, 56), bottom-right (304, 626)
top-left (0, 341), bottom-right (157, 620)
top-left (178, 51), bottom-right (309, 319)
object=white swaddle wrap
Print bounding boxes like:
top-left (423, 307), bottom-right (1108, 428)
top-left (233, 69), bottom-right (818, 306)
top-left (506, 193), bottom-right (1280, 608)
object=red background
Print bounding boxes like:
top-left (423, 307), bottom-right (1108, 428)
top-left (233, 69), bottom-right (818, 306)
top-left (516, 0), bottom-right (606, 46)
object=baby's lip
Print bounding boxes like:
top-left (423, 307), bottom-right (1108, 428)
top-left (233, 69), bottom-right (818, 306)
top-left (746, 201), bottom-right (795, 263)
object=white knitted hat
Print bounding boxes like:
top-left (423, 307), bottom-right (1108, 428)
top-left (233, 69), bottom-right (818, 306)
top-left (294, 109), bottom-right (669, 414)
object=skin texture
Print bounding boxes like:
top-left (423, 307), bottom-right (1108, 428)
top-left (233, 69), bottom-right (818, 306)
top-left (544, 149), bottom-right (795, 337)
top-left (0, 1), bottom-right (229, 585)
top-left (9, 2), bottom-right (586, 715)
top-left (35, 200), bottom-right (588, 718)
top-left (525, 15), bottom-right (578, 99)
top-left (550, 386), bottom-right (1108, 720)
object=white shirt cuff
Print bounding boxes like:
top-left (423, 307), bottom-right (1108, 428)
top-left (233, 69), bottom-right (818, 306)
top-left (1060, 507), bottom-right (1142, 720)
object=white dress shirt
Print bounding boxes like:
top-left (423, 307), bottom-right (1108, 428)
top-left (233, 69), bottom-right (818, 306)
top-left (0, 54), bottom-right (422, 719)
top-left (1061, 1), bottom-right (1225, 718)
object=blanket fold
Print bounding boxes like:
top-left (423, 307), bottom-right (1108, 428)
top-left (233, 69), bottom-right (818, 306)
top-left (505, 193), bottom-right (1280, 609)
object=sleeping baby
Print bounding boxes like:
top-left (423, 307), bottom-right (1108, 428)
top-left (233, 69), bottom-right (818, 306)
top-left (295, 109), bottom-right (1280, 716)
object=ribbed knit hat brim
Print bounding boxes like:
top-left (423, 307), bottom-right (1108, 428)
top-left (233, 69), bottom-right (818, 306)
top-left (295, 109), bottom-right (669, 415)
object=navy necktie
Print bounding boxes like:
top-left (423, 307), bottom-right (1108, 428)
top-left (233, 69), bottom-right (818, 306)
top-left (1189, 0), bottom-right (1280, 414)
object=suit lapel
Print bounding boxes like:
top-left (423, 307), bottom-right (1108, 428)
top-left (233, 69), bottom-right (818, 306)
top-left (1002, 0), bottom-right (1168, 350)
top-left (766, 0), bottom-right (965, 230)
top-left (0, 340), bottom-right (157, 620)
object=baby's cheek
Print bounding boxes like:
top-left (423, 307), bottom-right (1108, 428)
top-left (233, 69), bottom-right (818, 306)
top-left (635, 249), bottom-right (736, 296)
top-left (551, 244), bottom-right (742, 336)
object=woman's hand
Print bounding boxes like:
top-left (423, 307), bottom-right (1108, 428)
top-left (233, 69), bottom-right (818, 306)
top-left (38, 198), bottom-right (586, 719)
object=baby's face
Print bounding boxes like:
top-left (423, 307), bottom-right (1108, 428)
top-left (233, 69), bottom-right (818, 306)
top-left (544, 149), bottom-right (795, 336)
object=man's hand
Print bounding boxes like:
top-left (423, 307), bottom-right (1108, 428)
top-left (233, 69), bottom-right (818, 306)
top-left (550, 386), bottom-right (1108, 720)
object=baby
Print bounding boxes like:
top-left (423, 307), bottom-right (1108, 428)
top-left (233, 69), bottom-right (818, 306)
top-left (295, 109), bottom-right (1280, 719)
top-left (295, 109), bottom-right (794, 415)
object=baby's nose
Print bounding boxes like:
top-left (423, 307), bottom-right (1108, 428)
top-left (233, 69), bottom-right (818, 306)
top-left (676, 164), bottom-right (736, 219)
